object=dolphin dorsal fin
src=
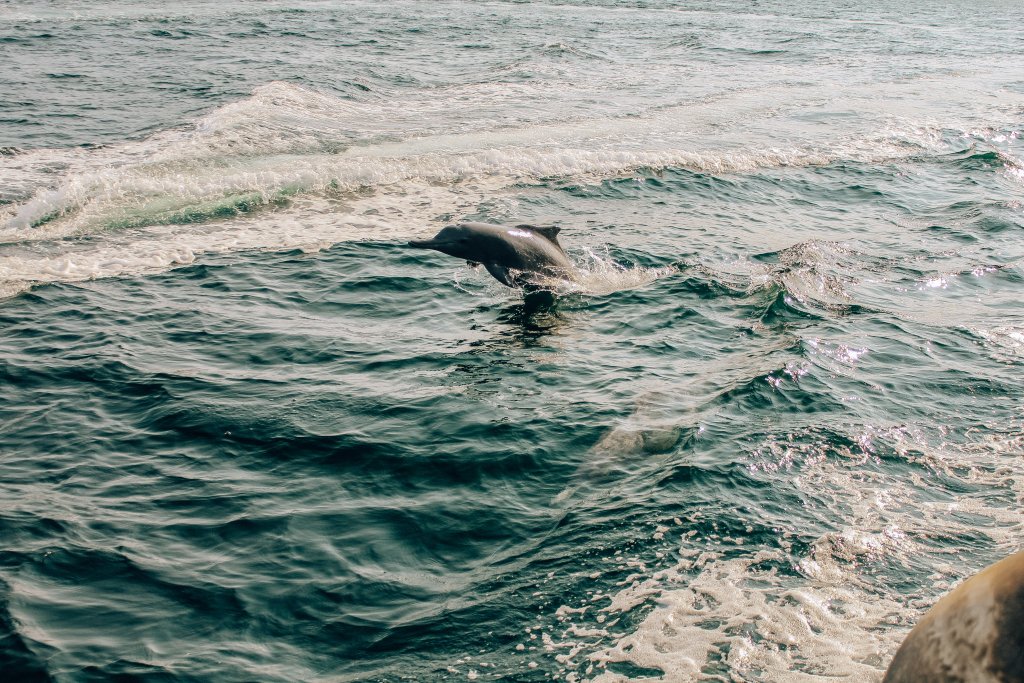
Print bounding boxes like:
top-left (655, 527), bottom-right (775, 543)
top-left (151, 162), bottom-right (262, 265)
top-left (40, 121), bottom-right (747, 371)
top-left (517, 224), bottom-right (561, 244)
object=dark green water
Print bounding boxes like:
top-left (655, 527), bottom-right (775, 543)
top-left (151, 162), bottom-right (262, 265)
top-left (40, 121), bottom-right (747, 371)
top-left (2, 1), bottom-right (1023, 681)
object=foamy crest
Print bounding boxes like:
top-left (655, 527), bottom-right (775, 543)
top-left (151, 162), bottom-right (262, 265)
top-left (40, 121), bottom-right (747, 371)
top-left (1, 78), bottom-right (1019, 293)
top-left (0, 182), bottom-right (486, 296)
top-left (3, 78), bottom-right (969, 240)
top-left (975, 325), bottom-right (1024, 360)
top-left (0, 139), bottom-right (919, 241)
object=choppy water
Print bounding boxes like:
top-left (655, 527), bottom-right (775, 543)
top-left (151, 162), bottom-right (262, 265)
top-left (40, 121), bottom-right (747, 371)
top-left (2, 1), bottom-right (1023, 681)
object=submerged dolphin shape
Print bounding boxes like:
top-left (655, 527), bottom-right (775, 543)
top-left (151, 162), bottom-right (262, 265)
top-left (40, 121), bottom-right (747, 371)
top-left (408, 221), bottom-right (575, 288)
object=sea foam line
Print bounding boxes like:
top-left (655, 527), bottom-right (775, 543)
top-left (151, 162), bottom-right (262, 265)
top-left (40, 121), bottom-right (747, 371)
top-left (2, 79), bottom-right (1019, 292)
top-left (2, 79), bottom-right (965, 240)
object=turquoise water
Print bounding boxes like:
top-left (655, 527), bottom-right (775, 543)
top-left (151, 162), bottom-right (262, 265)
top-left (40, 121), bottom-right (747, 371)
top-left (2, 1), bottom-right (1023, 681)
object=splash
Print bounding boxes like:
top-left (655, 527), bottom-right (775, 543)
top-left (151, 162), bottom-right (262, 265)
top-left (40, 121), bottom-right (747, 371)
top-left (553, 248), bottom-right (678, 297)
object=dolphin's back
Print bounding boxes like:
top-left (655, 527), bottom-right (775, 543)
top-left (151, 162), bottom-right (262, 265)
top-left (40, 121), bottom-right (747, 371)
top-left (458, 222), bottom-right (570, 271)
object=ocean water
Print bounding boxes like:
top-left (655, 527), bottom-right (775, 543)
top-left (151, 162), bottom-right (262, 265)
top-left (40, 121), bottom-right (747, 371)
top-left (2, 0), bottom-right (1023, 681)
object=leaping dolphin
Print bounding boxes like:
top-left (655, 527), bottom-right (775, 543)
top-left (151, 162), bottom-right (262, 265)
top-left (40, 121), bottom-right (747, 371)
top-left (408, 221), bottom-right (576, 288)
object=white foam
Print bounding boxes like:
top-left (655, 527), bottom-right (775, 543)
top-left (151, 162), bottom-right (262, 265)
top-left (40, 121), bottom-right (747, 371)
top-left (0, 78), bottom-right (966, 240)
top-left (3, 76), bottom-right (1022, 292)
top-left (974, 325), bottom-right (1024, 360)
top-left (0, 137), bottom-right (915, 241)
top-left (549, 423), bottom-right (1024, 682)
top-left (0, 182), bottom-right (487, 295)
top-left (551, 249), bottom-right (678, 297)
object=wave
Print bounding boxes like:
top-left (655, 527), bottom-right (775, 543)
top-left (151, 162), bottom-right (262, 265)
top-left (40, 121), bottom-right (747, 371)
top-left (0, 81), bottom-right (957, 237)
top-left (1, 79), bottom-right (1020, 295)
top-left (544, 420), bottom-right (1024, 682)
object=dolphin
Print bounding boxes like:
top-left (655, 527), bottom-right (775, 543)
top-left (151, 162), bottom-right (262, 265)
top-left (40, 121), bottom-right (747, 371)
top-left (408, 221), bottom-right (575, 288)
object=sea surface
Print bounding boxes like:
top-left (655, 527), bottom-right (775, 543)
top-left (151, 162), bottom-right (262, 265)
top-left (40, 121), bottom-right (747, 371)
top-left (2, 1), bottom-right (1023, 681)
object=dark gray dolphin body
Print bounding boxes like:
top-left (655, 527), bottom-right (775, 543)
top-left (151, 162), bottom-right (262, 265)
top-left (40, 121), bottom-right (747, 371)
top-left (408, 221), bottom-right (575, 288)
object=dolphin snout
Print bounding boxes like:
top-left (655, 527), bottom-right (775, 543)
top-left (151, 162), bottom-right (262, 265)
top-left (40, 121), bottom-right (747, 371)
top-left (408, 239), bottom-right (438, 249)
